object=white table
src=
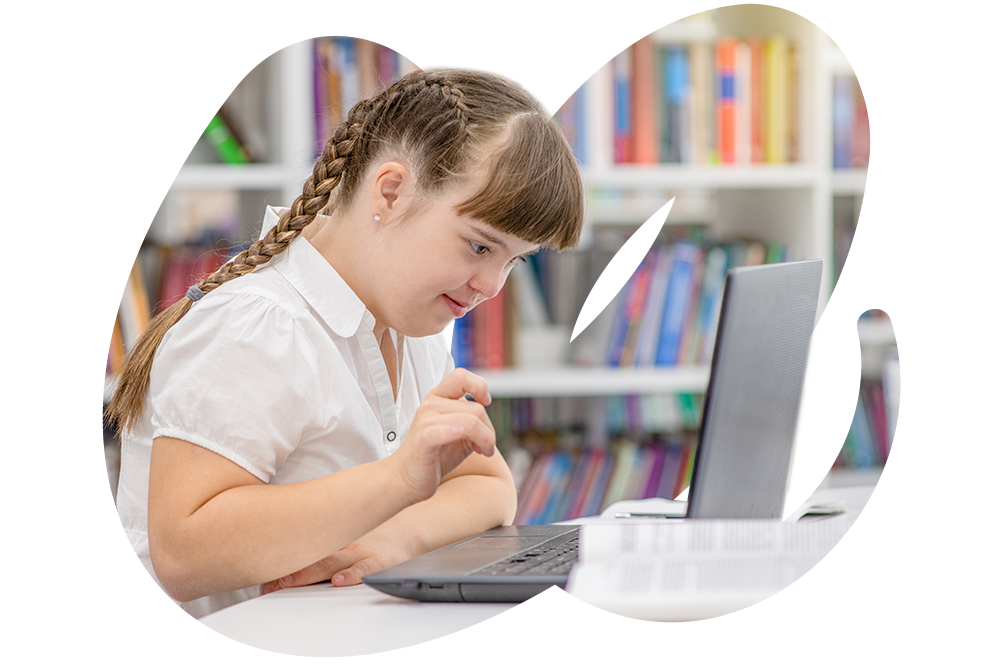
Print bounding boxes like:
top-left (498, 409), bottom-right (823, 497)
top-left (132, 486), bottom-right (897, 658)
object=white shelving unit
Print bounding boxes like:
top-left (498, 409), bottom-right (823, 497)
top-left (147, 9), bottom-right (874, 404)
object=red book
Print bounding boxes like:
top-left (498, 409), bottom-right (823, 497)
top-left (630, 36), bottom-right (659, 164)
top-left (852, 79), bottom-right (870, 167)
top-left (716, 39), bottom-right (737, 164)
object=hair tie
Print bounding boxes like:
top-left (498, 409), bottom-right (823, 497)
top-left (186, 285), bottom-right (206, 302)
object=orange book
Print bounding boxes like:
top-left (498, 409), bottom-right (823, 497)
top-left (630, 36), bottom-right (659, 164)
top-left (750, 38), bottom-right (765, 162)
top-left (716, 39), bottom-right (737, 164)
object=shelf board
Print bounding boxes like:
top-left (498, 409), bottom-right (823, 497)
top-left (830, 319), bottom-right (902, 344)
top-left (106, 367), bottom-right (710, 402)
top-left (582, 164), bottom-right (819, 190)
top-left (832, 169), bottom-right (902, 194)
top-left (832, 19), bottom-right (902, 45)
top-left (172, 163), bottom-right (308, 190)
top-left (474, 366), bottom-right (710, 397)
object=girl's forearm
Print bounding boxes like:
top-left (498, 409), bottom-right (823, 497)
top-left (149, 447), bottom-right (415, 603)
top-left (372, 469), bottom-right (518, 560)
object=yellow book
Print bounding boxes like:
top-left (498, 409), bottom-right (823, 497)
top-left (764, 35), bottom-right (788, 163)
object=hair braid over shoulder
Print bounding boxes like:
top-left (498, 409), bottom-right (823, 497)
top-left (106, 98), bottom-right (373, 433)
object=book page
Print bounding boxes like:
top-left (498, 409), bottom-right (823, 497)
top-left (566, 517), bottom-right (851, 621)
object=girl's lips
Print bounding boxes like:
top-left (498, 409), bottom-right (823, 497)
top-left (443, 294), bottom-right (469, 317)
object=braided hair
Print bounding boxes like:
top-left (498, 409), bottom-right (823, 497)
top-left (106, 68), bottom-right (584, 434)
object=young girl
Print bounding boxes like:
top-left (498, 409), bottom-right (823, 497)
top-left (108, 68), bottom-right (584, 618)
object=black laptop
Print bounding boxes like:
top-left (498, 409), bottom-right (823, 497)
top-left (363, 259), bottom-right (823, 602)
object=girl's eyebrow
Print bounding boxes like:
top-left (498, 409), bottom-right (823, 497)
top-left (468, 223), bottom-right (509, 252)
top-left (468, 223), bottom-right (540, 257)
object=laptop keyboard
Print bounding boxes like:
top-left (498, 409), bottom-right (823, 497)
top-left (473, 533), bottom-right (580, 577)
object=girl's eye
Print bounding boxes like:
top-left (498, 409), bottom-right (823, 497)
top-left (470, 241), bottom-right (488, 255)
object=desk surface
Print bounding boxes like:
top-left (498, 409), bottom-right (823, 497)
top-left (133, 486), bottom-right (896, 657)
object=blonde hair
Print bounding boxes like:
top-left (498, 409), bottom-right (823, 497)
top-left (107, 68), bottom-right (584, 434)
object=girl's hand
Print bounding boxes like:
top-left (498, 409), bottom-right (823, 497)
top-left (261, 527), bottom-right (412, 593)
top-left (388, 368), bottom-right (495, 504)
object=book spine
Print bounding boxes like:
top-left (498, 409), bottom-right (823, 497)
top-left (655, 242), bottom-right (699, 366)
top-left (631, 36), bottom-right (659, 164)
top-left (716, 39), bottom-right (736, 164)
top-left (203, 114), bottom-right (250, 164)
top-left (613, 48), bottom-right (633, 163)
top-left (764, 35), bottom-right (788, 163)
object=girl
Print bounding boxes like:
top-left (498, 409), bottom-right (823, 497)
top-left (107, 67), bottom-right (584, 618)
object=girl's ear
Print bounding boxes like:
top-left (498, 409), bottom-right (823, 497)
top-left (372, 161), bottom-right (411, 216)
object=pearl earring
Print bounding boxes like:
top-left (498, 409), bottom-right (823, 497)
top-left (374, 214), bottom-right (381, 222)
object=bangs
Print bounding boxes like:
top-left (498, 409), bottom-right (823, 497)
top-left (454, 113), bottom-right (584, 250)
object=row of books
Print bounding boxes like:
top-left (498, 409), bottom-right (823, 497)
top-left (832, 377), bottom-right (891, 469)
top-left (832, 74), bottom-right (870, 169)
top-left (833, 224), bottom-right (902, 319)
top-left (833, 2), bottom-right (902, 21)
top-left (102, 39), bottom-right (253, 165)
top-left (488, 393), bottom-right (704, 450)
top-left (314, 27), bottom-right (798, 166)
top-left (573, 240), bottom-right (791, 367)
top-left (452, 236), bottom-right (791, 371)
top-left (107, 241), bottom-right (235, 375)
top-left (511, 438), bottom-right (696, 524)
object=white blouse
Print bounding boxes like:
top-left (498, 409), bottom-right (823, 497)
top-left (116, 206), bottom-right (454, 619)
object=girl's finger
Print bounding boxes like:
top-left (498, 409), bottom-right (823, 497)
top-left (431, 368), bottom-right (491, 405)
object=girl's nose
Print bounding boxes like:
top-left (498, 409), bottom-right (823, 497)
top-left (469, 265), bottom-right (507, 301)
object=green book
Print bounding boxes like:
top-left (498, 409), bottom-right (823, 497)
top-left (159, 52), bottom-right (249, 164)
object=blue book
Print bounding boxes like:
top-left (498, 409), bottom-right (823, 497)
top-left (613, 49), bottom-right (632, 162)
top-left (665, 46), bottom-right (689, 163)
top-left (833, 75), bottom-right (854, 169)
top-left (538, 451), bottom-right (574, 524)
top-left (849, 392), bottom-right (878, 467)
top-left (604, 277), bottom-right (635, 367)
top-left (655, 242), bottom-right (700, 366)
top-left (689, 245), bottom-right (730, 365)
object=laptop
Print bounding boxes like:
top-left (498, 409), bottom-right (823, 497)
top-left (363, 259), bottom-right (823, 602)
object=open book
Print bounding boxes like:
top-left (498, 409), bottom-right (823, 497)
top-left (565, 516), bottom-right (852, 621)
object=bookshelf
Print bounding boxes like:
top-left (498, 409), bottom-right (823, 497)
top-left (102, 3), bottom-right (901, 512)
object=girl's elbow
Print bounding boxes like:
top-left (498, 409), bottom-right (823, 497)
top-left (149, 538), bottom-right (203, 603)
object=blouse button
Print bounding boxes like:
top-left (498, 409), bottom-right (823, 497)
top-left (386, 431), bottom-right (396, 442)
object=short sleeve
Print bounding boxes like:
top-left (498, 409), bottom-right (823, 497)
top-left (150, 291), bottom-right (322, 482)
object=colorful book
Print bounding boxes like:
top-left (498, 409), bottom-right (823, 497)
top-left (203, 113), bottom-right (250, 164)
top-left (630, 36), bottom-right (659, 164)
top-left (613, 49), bottom-right (633, 163)
top-left (764, 35), bottom-right (789, 163)
top-left (664, 45), bottom-right (690, 163)
top-left (716, 39), bottom-right (737, 164)
top-left (655, 242), bottom-right (701, 366)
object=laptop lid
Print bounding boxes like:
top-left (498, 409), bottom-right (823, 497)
top-left (686, 259), bottom-right (822, 519)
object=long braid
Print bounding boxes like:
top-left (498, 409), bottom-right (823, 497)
top-left (106, 107), bottom-right (367, 434)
